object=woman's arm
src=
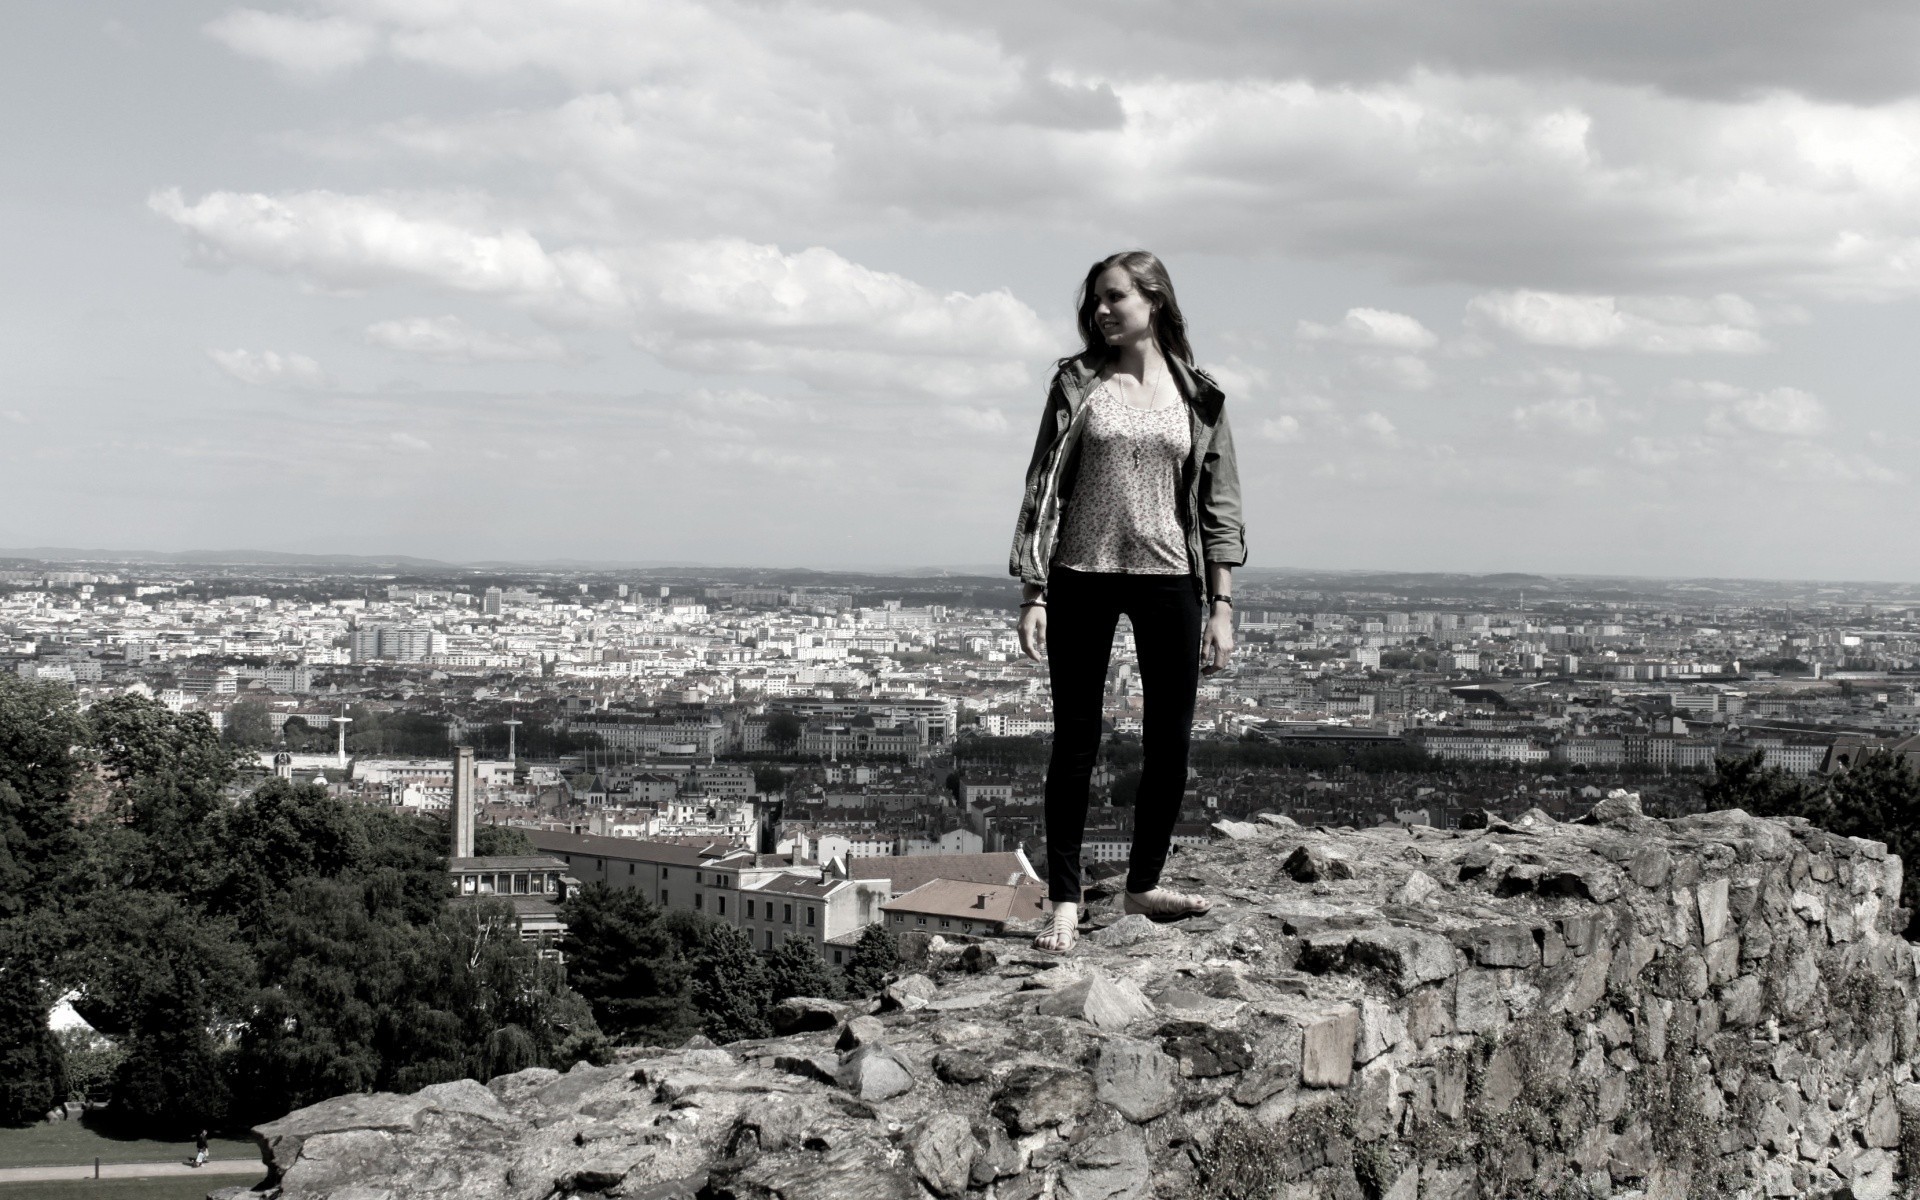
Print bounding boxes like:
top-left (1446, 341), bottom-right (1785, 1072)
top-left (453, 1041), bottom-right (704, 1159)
top-left (1200, 562), bottom-right (1233, 674)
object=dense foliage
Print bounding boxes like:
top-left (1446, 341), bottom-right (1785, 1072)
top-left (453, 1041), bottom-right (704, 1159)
top-left (1702, 749), bottom-right (1920, 936)
top-left (0, 676), bottom-right (606, 1133)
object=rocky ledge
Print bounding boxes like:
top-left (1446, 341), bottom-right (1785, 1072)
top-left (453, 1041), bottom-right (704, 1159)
top-left (215, 794), bottom-right (1918, 1200)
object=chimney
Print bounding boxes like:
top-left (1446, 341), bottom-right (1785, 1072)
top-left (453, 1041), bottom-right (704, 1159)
top-left (451, 746), bottom-right (476, 859)
top-left (974, 893), bottom-right (988, 909)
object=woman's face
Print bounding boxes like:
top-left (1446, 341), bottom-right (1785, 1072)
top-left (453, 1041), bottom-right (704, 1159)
top-left (1091, 266), bottom-right (1156, 348)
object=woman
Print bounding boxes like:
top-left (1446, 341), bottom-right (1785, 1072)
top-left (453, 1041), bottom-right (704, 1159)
top-left (1008, 250), bottom-right (1246, 953)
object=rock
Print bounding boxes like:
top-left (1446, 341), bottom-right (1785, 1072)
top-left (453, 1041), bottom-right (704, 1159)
top-left (912, 1112), bottom-right (976, 1197)
top-left (878, 973), bottom-right (937, 1013)
top-left (836, 1015), bottom-right (886, 1051)
top-left (1391, 870), bottom-right (1441, 907)
top-left (1346, 928), bottom-right (1459, 993)
top-left (837, 1044), bottom-right (915, 1101)
top-left (991, 1065), bottom-right (1096, 1135)
top-left (770, 996), bottom-right (847, 1035)
top-left (1284, 844), bottom-right (1355, 882)
top-left (1094, 1037), bottom-right (1178, 1123)
top-left (1697, 876), bottom-right (1731, 944)
top-left (933, 1049), bottom-right (991, 1085)
top-left (1057, 1126), bottom-right (1149, 1200)
top-left (227, 804), bottom-right (1910, 1200)
top-left (959, 944), bottom-right (999, 973)
top-left (1583, 789), bottom-right (1645, 827)
top-left (1212, 818), bottom-right (1273, 841)
top-left (1467, 924), bottom-right (1537, 968)
top-left (1257, 812), bottom-right (1301, 829)
top-left (1157, 1020), bottom-right (1255, 1078)
top-left (1088, 913), bottom-right (1175, 948)
top-left (1035, 970), bottom-right (1155, 1030)
top-left (1302, 1006), bottom-right (1359, 1088)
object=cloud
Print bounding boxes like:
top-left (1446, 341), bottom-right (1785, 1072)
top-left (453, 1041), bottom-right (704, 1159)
top-left (1695, 385), bottom-right (1830, 436)
top-left (153, 190), bottom-right (1051, 398)
top-left (365, 315), bottom-right (569, 363)
top-left (1297, 307), bottom-right (1439, 350)
top-left (1747, 441), bottom-right (1901, 484)
top-left (1, 409), bottom-right (27, 425)
top-left (1359, 411), bottom-right (1397, 438)
top-left (1356, 354), bottom-right (1436, 391)
top-left (1512, 395), bottom-right (1606, 435)
top-left (205, 4), bottom-right (1920, 299)
top-left (1261, 415), bottom-right (1302, 443)
top-left (941, 405), bottom-right (1010, 434)
top-left (205, 10), bottom-right (376, 79)
top-left (1467, 291), bottom-right (1770, 353)
top-left (208, 348), bottom-right (330, 389)
top-left (388, 432), bottom-right (433, 453)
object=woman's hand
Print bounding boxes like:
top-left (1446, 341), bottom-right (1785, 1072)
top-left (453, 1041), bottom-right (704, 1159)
top-left (1019, 603), bottom-right (1048, 661)
top-left (1201, 603), bottom-right (1234, 674)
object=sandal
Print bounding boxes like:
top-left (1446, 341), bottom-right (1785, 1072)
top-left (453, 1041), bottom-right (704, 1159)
top-left (1123, 888), bottom-right (1212, 921)
top-left (1034, 902), bottom-right (1080, 953)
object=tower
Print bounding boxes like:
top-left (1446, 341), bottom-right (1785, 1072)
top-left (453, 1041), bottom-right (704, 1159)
top-left (503, 716), bottom-right (523, 764)
top-left (332, 713), bottom-right (353, 768)
top-left (451, 746), bottom-right (476, 859)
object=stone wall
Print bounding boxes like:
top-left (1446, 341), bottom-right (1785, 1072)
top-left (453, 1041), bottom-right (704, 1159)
top-left (216, 793), bottom-right (1919, 1200)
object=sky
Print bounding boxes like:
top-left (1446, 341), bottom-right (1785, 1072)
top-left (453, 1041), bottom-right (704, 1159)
top-left (6, 1), bottom-right (1920, 578)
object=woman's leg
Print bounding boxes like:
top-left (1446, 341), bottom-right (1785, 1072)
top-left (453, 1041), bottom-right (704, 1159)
top-left (1043, 568), bottom-right (1121, 906)
top-left (1122, 577), bottom-right (1203, 896)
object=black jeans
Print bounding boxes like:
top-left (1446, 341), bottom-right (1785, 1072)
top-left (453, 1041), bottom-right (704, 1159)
top-left (1042, 565), bottom-right (1203, 904)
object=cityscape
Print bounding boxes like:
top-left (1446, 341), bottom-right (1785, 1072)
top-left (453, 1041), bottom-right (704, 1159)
top-left (11, 553), bottom-right (1920, 887)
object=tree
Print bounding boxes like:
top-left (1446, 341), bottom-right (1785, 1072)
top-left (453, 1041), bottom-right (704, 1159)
top-left (767, 936), bottom-right (842, 1002)
top-left (753, 766), bottom-right (787, 795)
top-left (0, 922), bottom-right (66, 1125)
top-left (688, 922), bottom-right (772, 1043)
top-left (474, 824), bottom-right (535, 856)
top-left (1699, 751), bottom-right (1821, 820)
top-left (0, 676), bottom-right (86, 909)
top-left (223, 701), bottom-right (275, 749)
top-left (842, 925), bottom-right (901, 998)
top-left (560, 886), bottom-right (699, 1046)
top-left (766, 712), bottom-right (803, 753)
top-left (1823, 751), bottom-right (1920, 932)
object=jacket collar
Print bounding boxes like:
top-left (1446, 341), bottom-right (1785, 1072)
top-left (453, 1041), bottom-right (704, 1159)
top-left (1056, 350), bottom-right (1224, 418)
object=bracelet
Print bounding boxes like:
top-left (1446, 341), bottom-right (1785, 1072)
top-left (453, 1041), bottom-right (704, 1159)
top-left (1209, 594), bottom-right (1233, 607)
top-left (1020, 600), bottom-right (1047, 609)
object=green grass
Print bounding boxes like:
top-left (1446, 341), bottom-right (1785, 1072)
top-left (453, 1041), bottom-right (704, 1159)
top-left (0, 1123), bottom-right (255, 1171)
top-left (0, 1179), bottom-right (263, 1200)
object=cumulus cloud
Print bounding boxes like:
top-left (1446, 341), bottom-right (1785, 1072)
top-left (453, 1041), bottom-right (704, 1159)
top-left (1694, 385), bottom-right (1830, 436)
top-left (1513, 395), bottom-right (1606, 434)
top-left (205, 9), bottom-right (376, 79)
top-left (1356, 354), bottom-right (1437, 391)
top-left (388, 431), bottom-right (433, 453)
top-left (366, 315), bottom-right (568, 363)
top-left (208, 348), bottom-right (330, 389)
top-left (154, 190), bottom-right (1052, 398)
top-left (1261, 415), bottom-right (1302, 443)
top-left (1467, 291), bottom-right (1770, 353)
top-left (1297, 307), bottom-right (1439, 350)
top-left (200, 3), bottom-right (1920, 299)
top-left (1359, 411), bottom-right (1397, 438)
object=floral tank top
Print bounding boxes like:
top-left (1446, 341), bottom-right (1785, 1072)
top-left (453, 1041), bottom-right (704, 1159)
top-left (1052, 379), bottom-right (1191, 574)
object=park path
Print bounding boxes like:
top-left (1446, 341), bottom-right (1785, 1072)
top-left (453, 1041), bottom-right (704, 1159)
top-left (0, 1158), bottom-right (264, 1183)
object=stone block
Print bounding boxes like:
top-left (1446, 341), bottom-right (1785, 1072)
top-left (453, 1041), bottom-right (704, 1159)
top-left (1392, 869), bottom-right (1441, 907)
top-left (1355, 999), bottom-right (1405, 1064)
top-left (1057, 1126), bottom-right (1149, 1200)
top-left (990, 1065), bottom-right (1095, 1135)
top-left (1301, 1006), bottom-right (1359, 1088)
top-left (1468, 924), bottom-right (1538, 968)
top-left (1704, 937), bottom-right (1740, 985)
top-left (1093, 1037), bottom-right (1177, 1123)
top-left (1629, 845), bottom-right (1672, 889)
top-left (769, 996), bottom-right (847, 1035)
top-left (1156, 1020), bottom-right (1254, 1078)
top-left (1348, 928), bottom-right (1459, 993)
top-left (1453, 969), bottom-right (1509, 1035)
top-left (835, 1015), bottom-right (885, 1051)
top-left (837, 1044), bottom-right (915, 1101)
top-left (1719, 975), bottom-right (1764, 1028)
top-left (912, 1112), bottom-right (977, 1198)
top-left (1284, 844), bottom-right (1354, 882)
top-left (1035, 971), bottom-right (1154, 1031)
top-left (1697, 876), bottom-right (1731, 945)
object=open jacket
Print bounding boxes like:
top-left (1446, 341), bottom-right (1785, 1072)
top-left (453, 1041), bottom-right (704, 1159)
top-left (1008, 351), bottom-right (1247, 592)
